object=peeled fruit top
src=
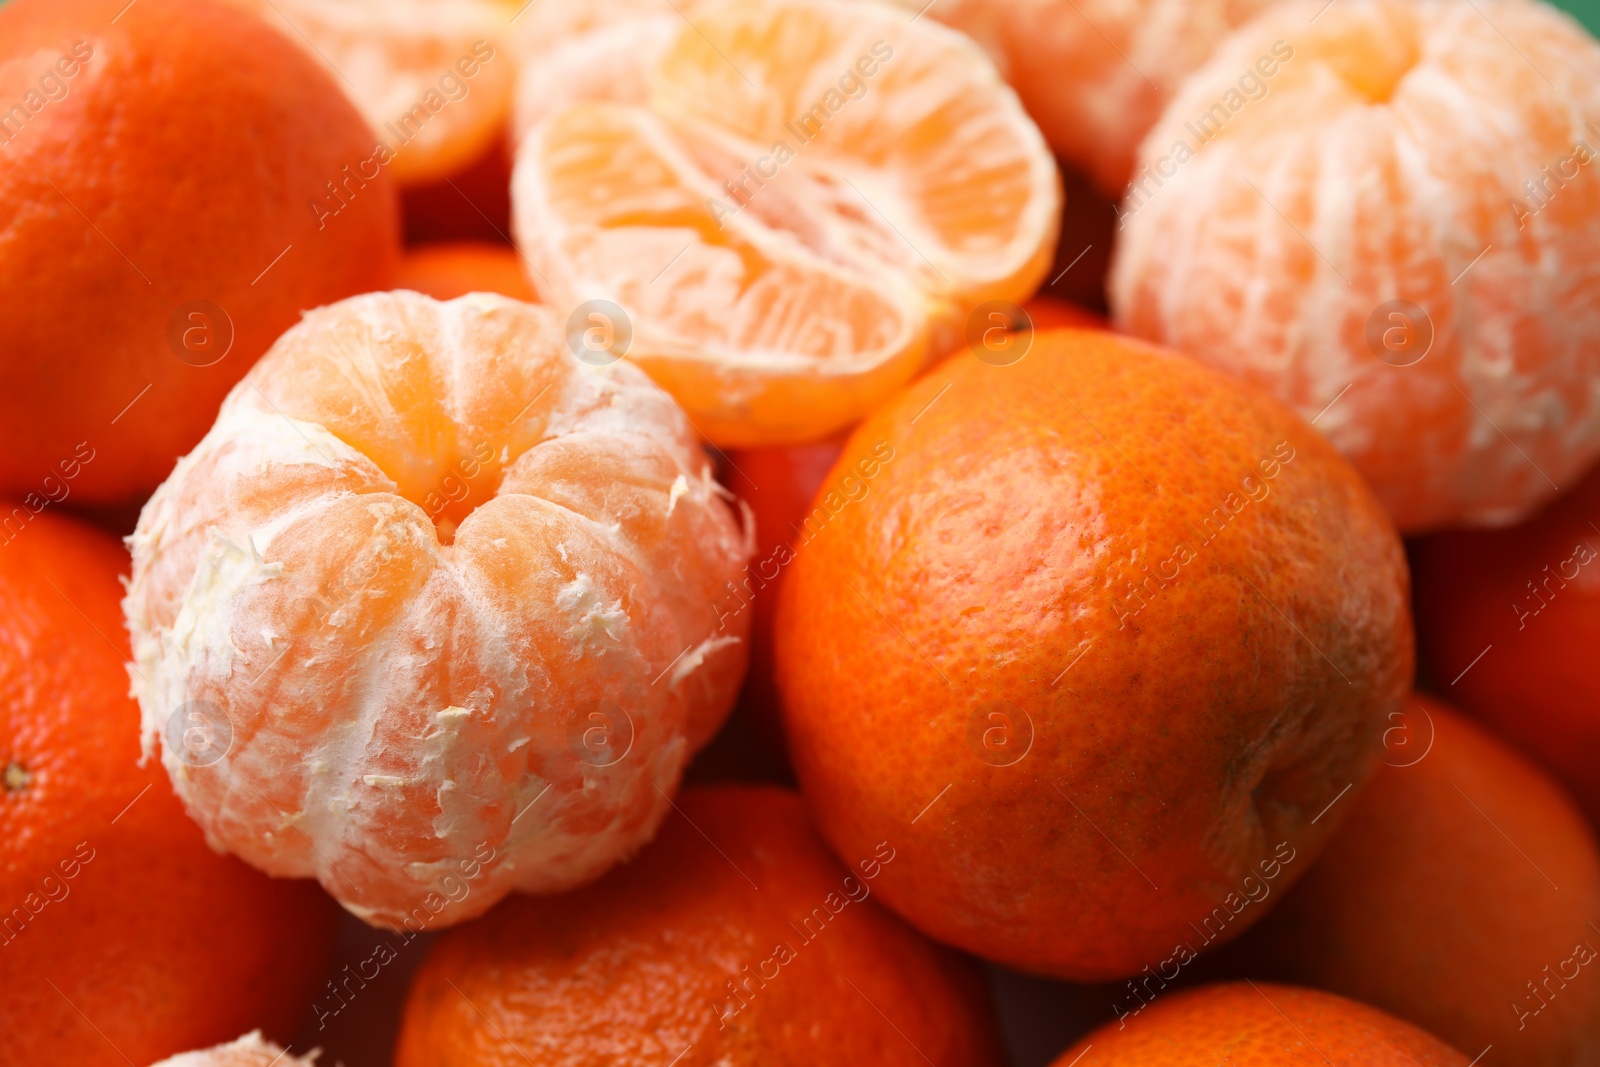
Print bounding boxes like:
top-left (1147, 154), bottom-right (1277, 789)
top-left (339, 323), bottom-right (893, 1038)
top-left (124, 290), bottom-right (751, 929)
top-left (1111, 0), bottom-right (1600, 532)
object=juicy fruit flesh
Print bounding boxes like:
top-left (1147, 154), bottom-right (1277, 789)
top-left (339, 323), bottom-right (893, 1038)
top-left (123, 291), bottom-right (751, 929)
top-left (512, 0), bottom-right (1060, 446)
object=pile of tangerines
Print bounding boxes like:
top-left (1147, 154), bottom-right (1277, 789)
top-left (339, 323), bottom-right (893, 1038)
top-left (4, 0), bottom-right (1600, 1064)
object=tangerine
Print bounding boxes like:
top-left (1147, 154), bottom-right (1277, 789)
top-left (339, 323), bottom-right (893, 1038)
top-left (396, 241), bottom-right (538, 303)
top-left (1412, 462), bottom-right (1600, 821)
top-left (1053, 982), bottom-right (1468, 1067)
top-left (1110, 0), bottom-right (1600, 532)
top-left (123, 290), bottom-right (751, 928)
top-left (510, 0), bottom-right (1060, 447)
top-left (394, 785), bottom-right (1006, 1066)
top-left (773, 328), bottom-right (1413, 979)
top-left (1215, 695), bottom-right (1600, 1067)
top-left (0, 0), bottom-right (400, 506)
top-left (0, 511), bottom-right (338, 1066)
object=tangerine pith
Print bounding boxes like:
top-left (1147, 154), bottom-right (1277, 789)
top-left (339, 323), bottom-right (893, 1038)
top-left (123, 290), bottom-right (751, 929)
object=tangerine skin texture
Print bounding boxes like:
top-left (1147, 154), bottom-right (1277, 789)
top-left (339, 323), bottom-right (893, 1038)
top-left (1412, 463), bottom-right (1600, 823)
top-left (1110, 0), bottom-right (1600, 533)
top-left (1053, 982), bottom-right (1469, 1067)
top-left (123, 291), bottom-right (751, 930)
top-left (773, 329), bottom-right (1413, 980)
top-left (1214, 696), bottom-right (1600, 1067)
top-left (0, 512), bottom-right (338, 1067)
top-left (0, 0), bottom-right (401, 506)
top-left (394, 785), bottom-right (1006, 1067)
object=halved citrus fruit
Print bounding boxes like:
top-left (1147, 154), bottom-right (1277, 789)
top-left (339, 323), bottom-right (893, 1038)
top-left (229, 0), bottom-right (514, 184)
top-left (123, 290), bottom-right (751, 929)
top-left (510, 0), bottom-right (1060, 446)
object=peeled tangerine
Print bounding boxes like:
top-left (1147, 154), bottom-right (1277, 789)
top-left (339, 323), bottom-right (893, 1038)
top-left (510, 0), bottom-right (1059, 447)
top-left (123, 291), bottom-right (751, 928)
top-left (1111, 0), bottom-right (1600, 532)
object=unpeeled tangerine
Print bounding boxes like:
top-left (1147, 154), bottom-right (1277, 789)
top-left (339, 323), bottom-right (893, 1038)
top-left (124, 290), bottom-right (751, 928)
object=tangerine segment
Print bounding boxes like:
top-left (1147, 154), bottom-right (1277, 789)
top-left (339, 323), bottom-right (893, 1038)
top-left (150, 1034), bottom-right (319, 1067)
top-left (1055, 983), bottom-right (1469, 1067)
top-left (228, 0), bottom-right (514, 184)
top-left (511, 0), bottom-right (1060, 447)
top-left (1109, 0), bottom-right (1600, 532)
top-left (124, 291), bottom-right (752, 930)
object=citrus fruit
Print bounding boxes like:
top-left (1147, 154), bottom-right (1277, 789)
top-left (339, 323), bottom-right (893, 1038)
top-left (773, 328), bottom-right (1413, 979)
top-left (393, 785), bottom-right (1006, 1066)
top-left (0, 510), bottom-right (339, 1066)
top-left (1109, 0), bottom-right (1600, 533)
top-left (908, 0), bottom-right (1275, 195)
top-left (396, 241), bottom-right (538, 302)
top-left (0, 0), bottom-right (400, 507)
top-left (150, 1033), bottom-right (319, 1067)
top-left (225, 0), bottom-right (514, 185)
top-left (1412, 460), bottom-right (1600, 823)
top-left (509, 0), bottom-right (1060, 447)
top-left (1023, 295), bottom-right (1107, 332)
top-left (1213, 695), bottom-right (1600, 1067)
top-left (122, 290), bottom-right (752, 929)
top-left (1054, 982), bottom-right (1469, 1067)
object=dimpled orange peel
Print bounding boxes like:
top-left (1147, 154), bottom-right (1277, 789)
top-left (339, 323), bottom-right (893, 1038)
top-left (510, 0), bottom-right (1060, 447)
top-left (773, 329), bottom-right (1413, 980)
top-left (123, 290), bottom-right (752, 929)
top-left (1111, 0), bottom-right (1600, 532)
